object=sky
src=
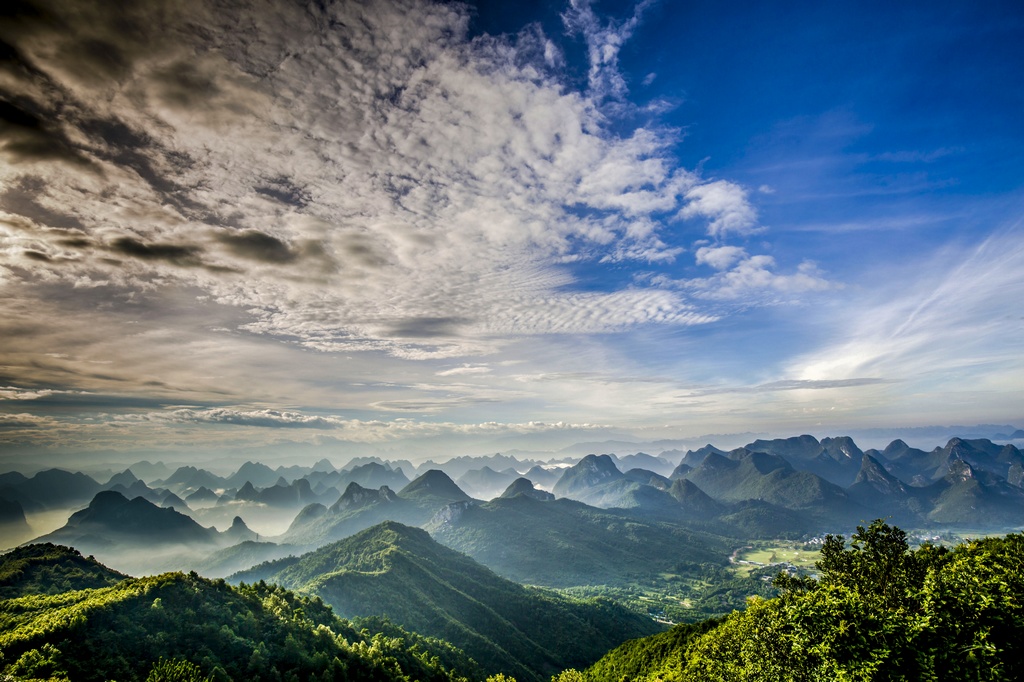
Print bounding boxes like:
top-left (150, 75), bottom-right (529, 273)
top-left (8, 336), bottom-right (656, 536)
top-left (1, 0), bottom-right (1022, 467)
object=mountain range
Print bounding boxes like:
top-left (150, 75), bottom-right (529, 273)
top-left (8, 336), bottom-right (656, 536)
top-left (6, 433), bottom-right (1024, 588)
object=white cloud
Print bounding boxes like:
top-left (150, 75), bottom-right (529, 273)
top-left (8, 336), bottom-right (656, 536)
top-left (562, 0), bottom-right (656, 102)
top-left (0, 386), bottom-right (88, 400)
top-left (0, 0), bottom-right (729, 364)
top-left (651, 252), bottom-right (834, 302)
top-left (436, 365), bottom-right (493, 377)
top-left (679, 180), bottom-right (761, 238)
top-left (695, 245), bottom-right (747, 270)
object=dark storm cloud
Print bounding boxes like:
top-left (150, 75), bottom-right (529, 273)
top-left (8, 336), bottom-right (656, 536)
top-left (150, 60), bottom-right (223, 110)
top-left (0, 0), bottom-right (215, 215)
top-left (75, 115), bottom-right (206, 211)
top-left (217, 230), bottom-right (298, 264)
top-left (57, 237), bottom-right (93, 248)
top-left (0, 97), bottom-right (95, 168)
top-left (109, 237), bottom-right (203, 266)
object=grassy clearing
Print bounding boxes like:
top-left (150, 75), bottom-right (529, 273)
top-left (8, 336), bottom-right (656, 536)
top-left (731, 542), bottom-right (820, 578)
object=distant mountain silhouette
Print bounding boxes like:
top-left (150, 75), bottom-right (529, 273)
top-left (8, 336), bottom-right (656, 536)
top-left (279, 473), bottom-right (471, 547)
top-left (156, 466), bottom-right (226, 493)
top-left (0, 469), bottom-right (101, 512)
top-left (673, 444), bottom-right (727, 473)
top-left (38, 491), bottom-right (216, 544)
top-left (184, 486), bottom-right (219, 506)
top-left (225, 461), bottom-right (279, 489)
top-left (553, 455), bottom-right (624, 497)
top-left (399, 470), bottom-right (473, 503)
top-left (457, 466), bottom-right (520, 500)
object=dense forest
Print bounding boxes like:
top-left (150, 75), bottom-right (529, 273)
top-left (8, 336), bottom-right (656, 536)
top-left (0, 545), bottom-right (480, 682)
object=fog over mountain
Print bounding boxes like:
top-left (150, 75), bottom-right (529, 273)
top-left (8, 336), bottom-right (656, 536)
top-left (3, 431), bottom-right (1023, 579)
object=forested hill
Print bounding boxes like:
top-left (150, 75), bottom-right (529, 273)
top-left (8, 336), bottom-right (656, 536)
top-left (0, 544), bottom-right (480, 682)
top-left (562, 522), bottom-right (1024, 682)
top-left (231, 521), bottom-right (662, 682)
top-left (0, 543), bottom-right (127, 599)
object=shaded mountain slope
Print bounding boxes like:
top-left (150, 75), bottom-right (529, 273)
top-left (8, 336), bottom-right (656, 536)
top-left (679, 450), bottom-right (861, 524)
top-left (426, 495), bottom-right (732, 587)
top-left (923, 460), bottom-right (1024, 527)
top-left (25, 491), bottom-right (255, 574)
top-left (552, 455), bottom-right (624, 499)
top-left (847, 454), bottom-right (925, 526)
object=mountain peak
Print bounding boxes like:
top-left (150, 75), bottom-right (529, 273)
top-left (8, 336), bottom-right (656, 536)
top-left (668, 479), bottom-right (722, 515)
top-left (235, 481), bottom-right (258, 501)
top-left (851, 454), bottom-right (907, 496)
top-left (106, 469), bottom-right (139, 487)
top-left (223, 515), bottom-right (257, 543)
top-left (820, 436), bottom-right (864, 461)
top-left (745, 435), bottom-right (822, 461)
top-left (332, 482), bottom-right (399, 512)
top-left (499, 478), bottom-right (555, 501)
top-left (399, 470), bottom-right (471, 502)
top-left (88, 489), bottom-right (130, 511)
top-left (41, 490), bottom-right (216, 548)
top-left (312, 457), bottom-right (336, 473)
top-left (552, 454), bottom-right (623, 496)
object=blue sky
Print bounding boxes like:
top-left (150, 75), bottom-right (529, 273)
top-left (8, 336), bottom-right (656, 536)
top-left (0, 0), bottom-right (1021, 465)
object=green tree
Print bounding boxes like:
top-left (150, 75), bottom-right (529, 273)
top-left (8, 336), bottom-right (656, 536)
top-left (815, 520), bottom-right (932, 610)
top-left (146, 657), bottom-right (208, 682)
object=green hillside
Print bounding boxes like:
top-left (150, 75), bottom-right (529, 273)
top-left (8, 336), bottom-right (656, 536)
top-left (566, 520), bottom-right (1024, 682)
top-left (0, 543), bottom-right (127, 600)
top-left (0, 545), bottom-right (478, 682)
top-left (231, 521), bottom-right (661, 682)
